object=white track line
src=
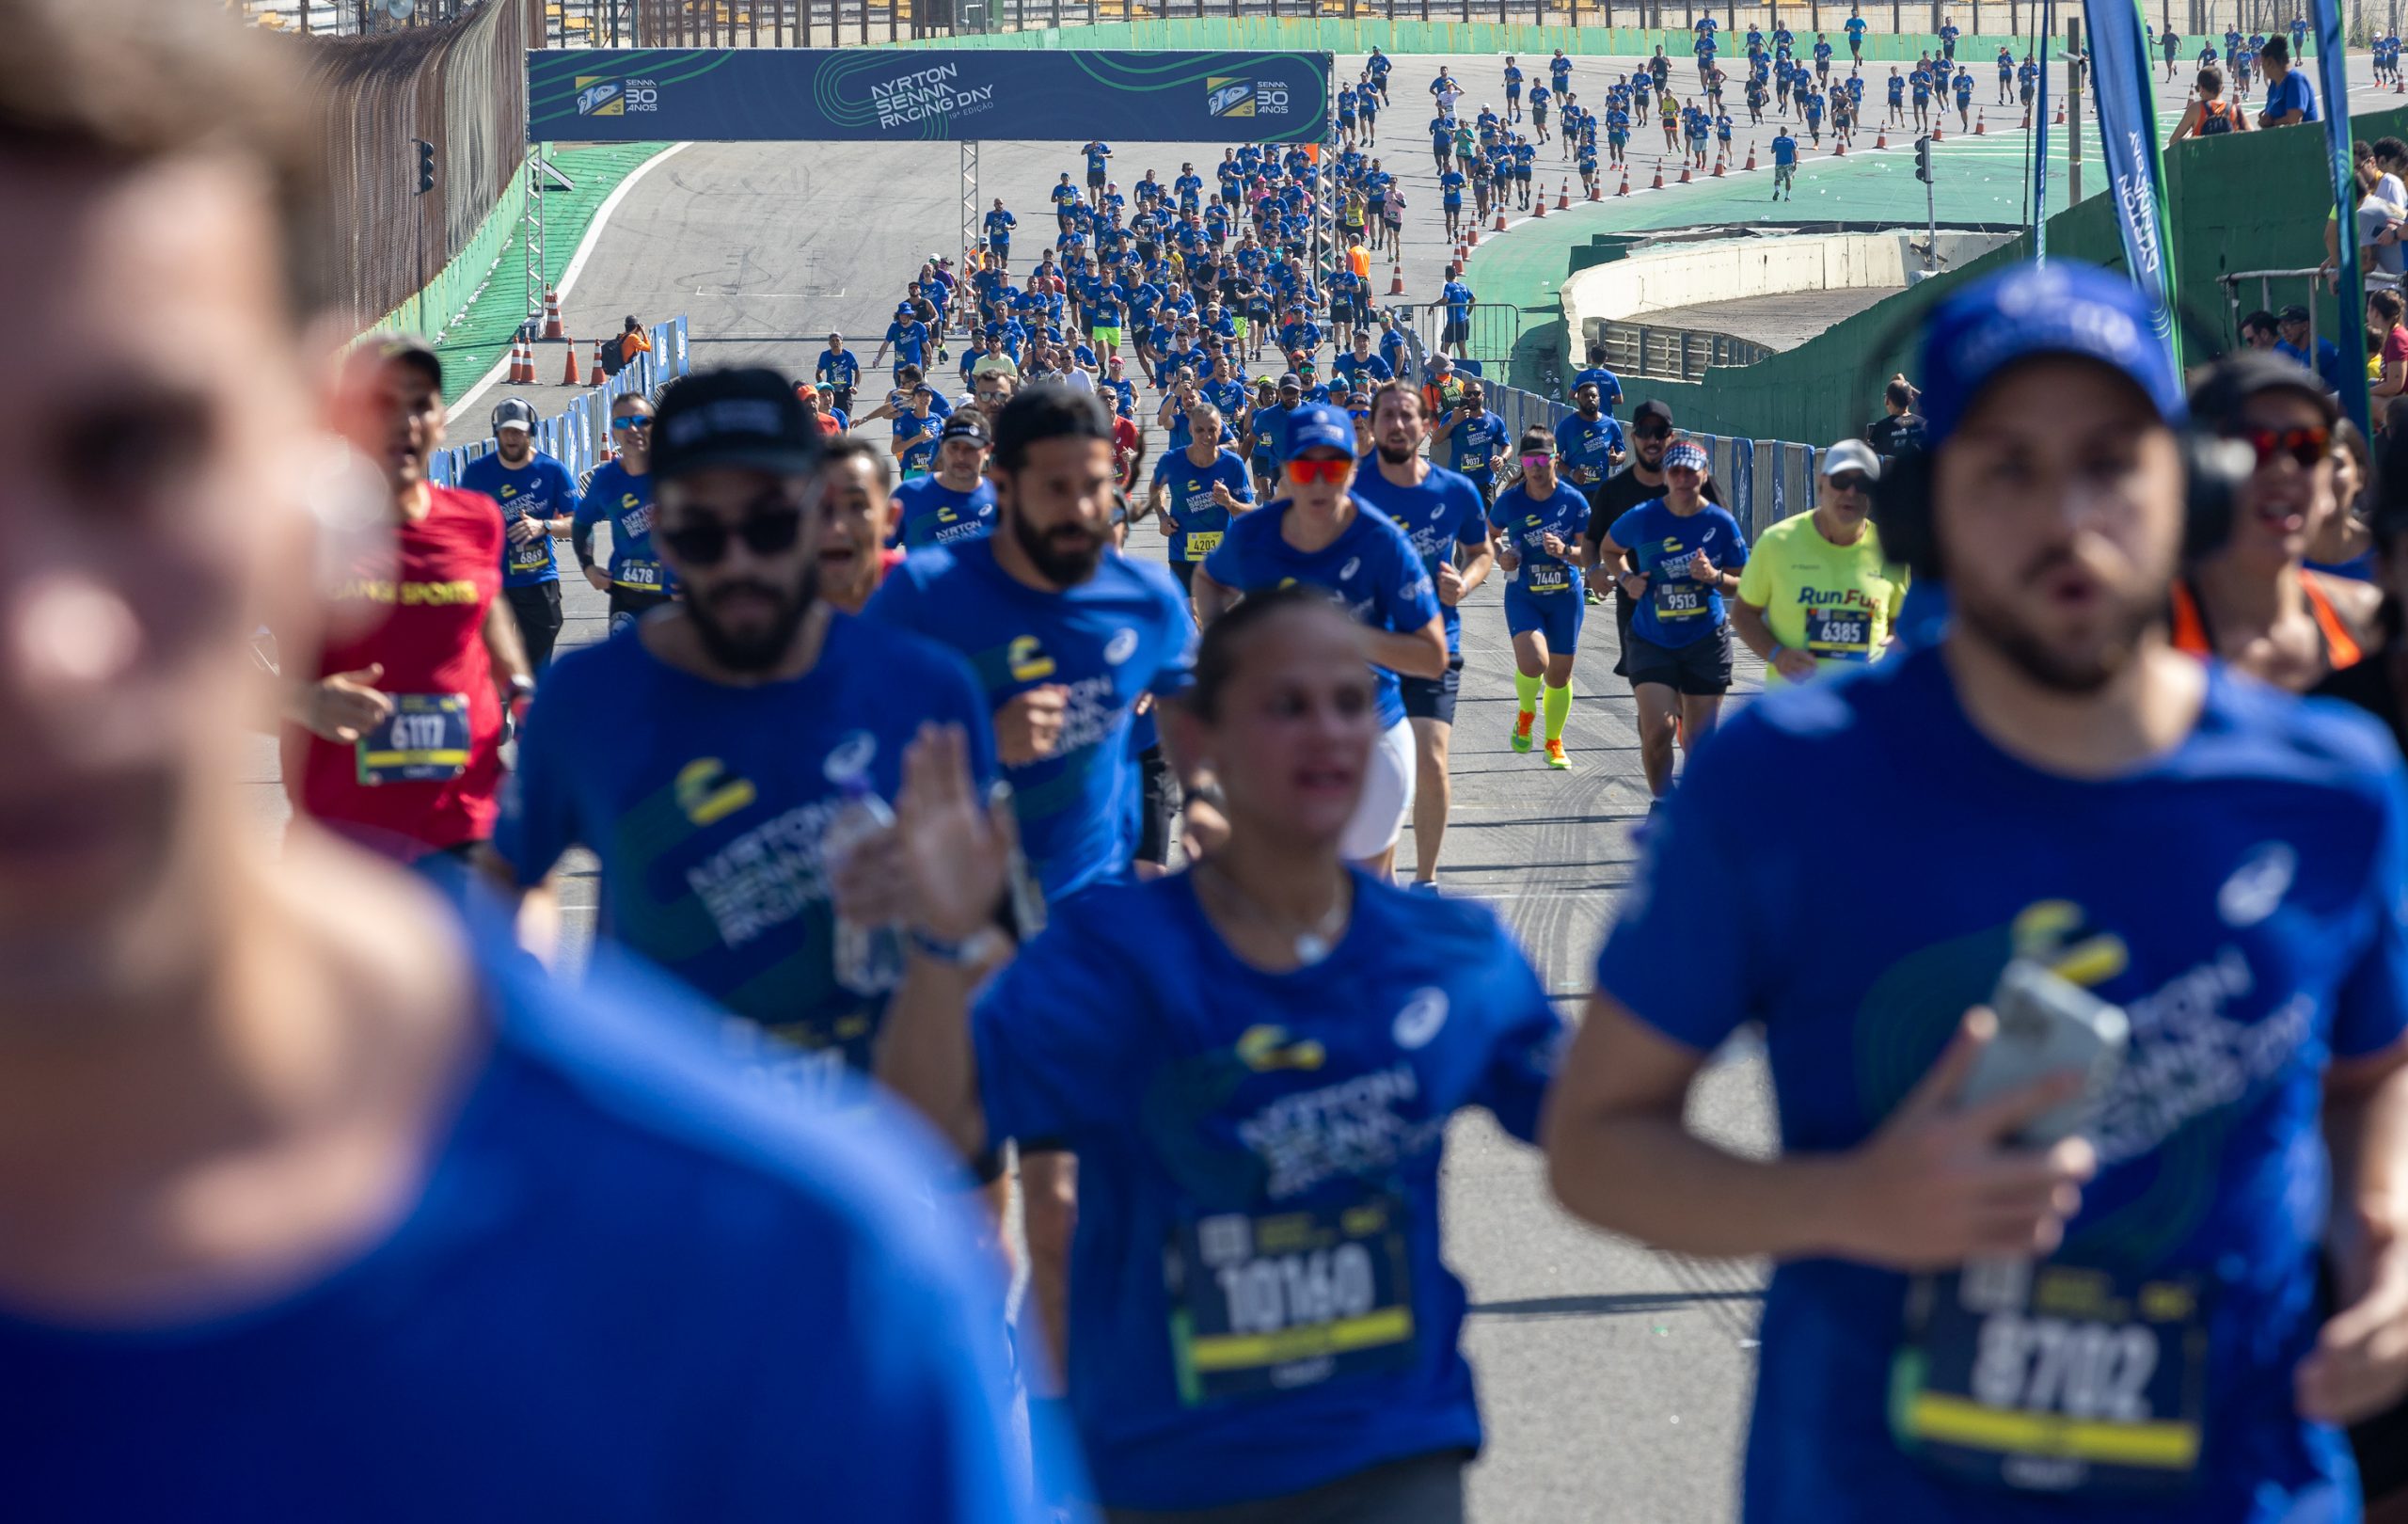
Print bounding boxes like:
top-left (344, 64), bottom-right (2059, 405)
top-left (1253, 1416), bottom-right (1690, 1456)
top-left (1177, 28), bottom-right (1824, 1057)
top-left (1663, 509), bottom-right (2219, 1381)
top-left (450, 140), bottom-right (693, 422)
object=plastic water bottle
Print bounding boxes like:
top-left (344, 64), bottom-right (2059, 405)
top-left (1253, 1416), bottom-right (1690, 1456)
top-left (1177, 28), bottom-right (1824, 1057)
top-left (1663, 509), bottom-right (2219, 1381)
top-left (821, 772), bottom-right (904, 997)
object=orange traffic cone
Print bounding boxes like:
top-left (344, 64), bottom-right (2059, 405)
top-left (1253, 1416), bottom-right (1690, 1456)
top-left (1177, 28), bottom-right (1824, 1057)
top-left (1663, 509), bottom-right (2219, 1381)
top-left (1617, 167), bottom-right (1631, 196)
top-left (1876, 129), bottom-right (1888, 149)
top-left (1745, 142), bottom-right (1757, 170)
top-left (542, 286), bottom-right (564, 341)
top-left (1834, 136), bottom-right (1847, 156)
top-left (2054, 99), bottom-right (2066, 123)
top-left (1652, 160), bottom-right (1666, 188)
top-left (587, 341), bottom-right (607, 387)
top-left (1712, 151), bottom-right (1726, 177)
top-left (1931, 122), bottom-right (1944, 142)
top-left (1389, 261), bottom-right (1405, 294)
top-left (1556, 178), bottom-right (1570, 210)
top-left (1465, 222), bottom-right (1479, 246)
top-left (1588, 178), bottom-right (1603, 200)
top-left (1533, 189), bottom-right (1547, 217)
top-left (560, 339), bottom-right (580, 386)
top-left (1974, 111), bottom-right (1987, 135)
top-left (508, 335), bottom-right (531, 385)
top-left (1494, 207), bottom-right (1508, 230)
top-left (1678, 160), bottom-right (1693, 183)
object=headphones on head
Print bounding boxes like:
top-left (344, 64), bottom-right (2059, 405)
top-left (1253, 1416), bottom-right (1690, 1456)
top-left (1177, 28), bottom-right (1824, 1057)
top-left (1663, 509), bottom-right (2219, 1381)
top-left (1869, 429), bottom-right (2253, 582)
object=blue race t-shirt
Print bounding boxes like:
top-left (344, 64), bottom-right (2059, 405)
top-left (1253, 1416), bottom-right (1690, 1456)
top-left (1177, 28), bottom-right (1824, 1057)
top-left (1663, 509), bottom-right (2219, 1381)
top-left (0, 925), bottom-right (1044, 1524)
top-left (1443, 407), bottom-right (1507, 485)
top-left (496, 614), bottom-right (994, 1083)
top-left (1592, 645), bottom-right (2408, 1524)
top-left (1149, 446), bottom-right (1255, 565)
top-left (458, 452), bottom-right (579, 588)
top-left (816, 349), bottom-right (863, 389)
top-left (973, 873), bottom-right (1565, 1512)
top-left (1606, 498), bottom-right (1749, 647)
top-left (1488, 479), bottom-right (1592, 601)
top-left (1202, 499), bottom-right (1442, 730)
top-left (893, 476), bottom-right (999, 550)
top-left (1351, 460), bottom-right (1489, 657)
top-left (573, 460), bottom-right (669, 595)
top-left (863, 538), bottom-right (1196, 901)
top-left (2264, 67), bottom-right (2318, 119)
top-left (1556, 414), bottom-right (1627, 489)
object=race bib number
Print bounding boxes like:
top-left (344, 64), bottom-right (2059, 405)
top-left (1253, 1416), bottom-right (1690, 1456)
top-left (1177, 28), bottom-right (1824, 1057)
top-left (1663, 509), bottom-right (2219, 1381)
top-left (615, 560), bottom-right (663, 590)
top-left (1183, 531), bottom-right (1224, 562)
top-left (1652, 579), bottom-right (1707, 621)
top-left (1804, 605), bottom-right (1874, 659)
top-left (355, 692), bottom-right (470, 786)
top-left (1525, 562), bottom-right (1572, 595)
top-left (508, 537), bottom-right (552, 574)
top-left (1892, 1260), bottom-right (2207, 1496)
top-left (1167, 1192), bottom-right (1417, 1405)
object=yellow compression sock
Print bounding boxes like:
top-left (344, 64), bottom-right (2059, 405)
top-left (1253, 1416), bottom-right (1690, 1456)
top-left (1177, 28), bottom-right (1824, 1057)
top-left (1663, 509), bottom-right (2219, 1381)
top-left (1545, 678), bottom-right (1573, 741)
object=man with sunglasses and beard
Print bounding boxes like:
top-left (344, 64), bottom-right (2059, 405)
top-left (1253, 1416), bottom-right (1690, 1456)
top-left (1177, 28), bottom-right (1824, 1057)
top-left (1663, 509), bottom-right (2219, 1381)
top-left (862, 382), bottom-right (1199, 1435)
top-left (499, 368), bottom-right (997, 1098)
top-left (1581, 397), bottom-right (1680, 629)
top-left (1547, 262), bottom-right (2408, 1524)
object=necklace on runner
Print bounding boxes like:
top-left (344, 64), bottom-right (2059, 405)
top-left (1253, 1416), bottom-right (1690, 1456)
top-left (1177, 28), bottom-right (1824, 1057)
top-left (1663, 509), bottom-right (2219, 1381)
top-left (1197, 862), bottom-right (1350, 966)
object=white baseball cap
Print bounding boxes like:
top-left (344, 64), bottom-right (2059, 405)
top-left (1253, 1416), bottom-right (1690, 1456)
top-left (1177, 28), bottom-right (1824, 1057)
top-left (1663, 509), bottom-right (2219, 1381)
top-left (1821, 438), bottom-right (1883, 480)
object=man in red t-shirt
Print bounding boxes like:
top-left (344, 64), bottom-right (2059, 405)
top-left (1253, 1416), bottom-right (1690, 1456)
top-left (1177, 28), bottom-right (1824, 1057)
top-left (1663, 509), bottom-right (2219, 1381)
top-left (1110, 409), bottom-right (1145, 492)
top-left (281, 337), bottom-right (532, 862)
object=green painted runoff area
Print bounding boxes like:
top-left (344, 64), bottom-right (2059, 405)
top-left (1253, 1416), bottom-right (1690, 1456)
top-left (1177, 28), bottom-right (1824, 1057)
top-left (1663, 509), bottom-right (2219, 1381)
top-left (1545, 98), bottom-right (2408, 444)
top-left (364, 142), bottom-right (672, 405)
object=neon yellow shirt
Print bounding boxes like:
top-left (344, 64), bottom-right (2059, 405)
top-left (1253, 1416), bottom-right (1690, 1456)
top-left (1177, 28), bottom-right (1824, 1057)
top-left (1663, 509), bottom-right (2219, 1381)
top-left (1734, 509), bottom-right (1909, 684)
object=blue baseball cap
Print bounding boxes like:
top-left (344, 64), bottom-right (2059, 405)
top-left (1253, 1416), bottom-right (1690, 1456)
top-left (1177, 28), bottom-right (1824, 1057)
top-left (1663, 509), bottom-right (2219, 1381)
top-left (1282, 403), bottom-right (1357, 461)
top-left (1919, 261), bottom-right (2186, 445)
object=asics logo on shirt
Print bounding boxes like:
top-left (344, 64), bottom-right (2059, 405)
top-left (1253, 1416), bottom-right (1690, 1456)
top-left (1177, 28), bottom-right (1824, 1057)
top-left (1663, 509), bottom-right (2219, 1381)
top-left (1339, 556), bottom-right (1362, 579)
top-left (1391, 987), bottom-right (1450, 1050)
top-left (1104, 627), bottom-right (1140, 664)
top-left (2217, 843), bottom-right (2297, 929)
top-left (820, 730), bottom-right (879, 785)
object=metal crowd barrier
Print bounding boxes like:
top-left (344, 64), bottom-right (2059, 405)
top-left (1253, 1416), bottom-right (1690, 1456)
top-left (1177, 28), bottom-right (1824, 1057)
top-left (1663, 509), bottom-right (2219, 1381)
top-left (431, 315), bottom-right (692, 486)
top-left (1386, 307), bottom-right (1821, 542)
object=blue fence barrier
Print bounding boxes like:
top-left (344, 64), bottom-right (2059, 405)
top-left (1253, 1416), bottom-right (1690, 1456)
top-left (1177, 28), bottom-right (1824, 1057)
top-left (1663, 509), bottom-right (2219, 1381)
top-left (432, 316), bottom-right (691, 486)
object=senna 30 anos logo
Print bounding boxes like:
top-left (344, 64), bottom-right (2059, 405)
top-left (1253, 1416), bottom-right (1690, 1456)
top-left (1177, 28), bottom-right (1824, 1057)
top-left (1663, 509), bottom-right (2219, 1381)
top-left (576, 76), bottom-right (660, 116)
top-left (1206, 75), bottom-right (1291, 117)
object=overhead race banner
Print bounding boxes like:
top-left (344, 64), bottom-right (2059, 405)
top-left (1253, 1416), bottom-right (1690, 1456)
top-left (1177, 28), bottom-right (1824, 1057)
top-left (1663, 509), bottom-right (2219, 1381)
top-left (2082, 0), bottom-right (2181, 368)
top-left (529, 49), bottom-right (1332, 143)
top-left (2314, 0), bottom-right (2371, 433)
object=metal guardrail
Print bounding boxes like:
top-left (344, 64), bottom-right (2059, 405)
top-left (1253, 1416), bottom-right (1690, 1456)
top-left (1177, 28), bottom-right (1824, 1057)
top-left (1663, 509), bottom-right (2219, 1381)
top-left (1597, 320), bottom-right (1775, 381)
top-left (431, 315), bottom-right (691, 484)
top-left (1387, 303), bottom-right (1825, 543)
top-left (2222, 265), bottom-right (2400, 354)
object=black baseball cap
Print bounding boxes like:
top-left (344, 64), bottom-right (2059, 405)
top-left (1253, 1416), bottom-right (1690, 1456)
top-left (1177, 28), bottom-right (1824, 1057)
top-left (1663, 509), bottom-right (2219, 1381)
top-left (1632, 398), bottom-right (1675, 427)
top-left (650, 368), bottom-right (827, 482)
top-left (940, 413), bottom-right (992, 445)
top-left (2277, 303), bottom-right (2313, 324)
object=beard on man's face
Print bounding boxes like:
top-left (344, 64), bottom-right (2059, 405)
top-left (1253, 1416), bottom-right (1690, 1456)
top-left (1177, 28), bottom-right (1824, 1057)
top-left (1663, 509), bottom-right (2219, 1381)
top-left (1008, 500), bottom-right (1106, 585)
top-left (1950, 544), bottom-right (2162, 696)
top-left (685, 563), bottom-right (820, 673)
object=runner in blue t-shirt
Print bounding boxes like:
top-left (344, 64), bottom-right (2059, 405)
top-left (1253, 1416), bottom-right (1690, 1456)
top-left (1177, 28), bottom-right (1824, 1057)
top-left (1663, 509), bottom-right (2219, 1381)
top-left (891, 415), bottom-right (999, 550)
top-left (1488, 427), bottom-right (1593, 770)
top-left (981, 198), bottom-right (1016, 266)
top-left (1196, 404), bottom-right (1447, 875)
top-left (1503, 55), bottom-right (1524, 120)
top-left (571, 395), bottom-right (671, 633)
top-left (1352, 385), bottom-right (1493, 889)
top-left (1770, 126), bottom-right (1799, 199)
top-left (1556, 379), bottom-right (1627, 493)
top-left (1549, 260), bottom-right (2408, 1524)
top-left (1433, 381), bottom-right (1506, 503)
top-left (505, 369), bottom-right (999, 1093)
top-left (816, 332), bottom-right (863, 415)
top-left (871, 583), bottom-right (1565, 1521)
top-left (458, 398), bottom-right (578, 670)
top-left (1595, 438), bottom-right (1747, 802)
top-left (1845, 8), bottom-right (1867, 60)
top-left (1146, 402), bottom-right (1255, 596)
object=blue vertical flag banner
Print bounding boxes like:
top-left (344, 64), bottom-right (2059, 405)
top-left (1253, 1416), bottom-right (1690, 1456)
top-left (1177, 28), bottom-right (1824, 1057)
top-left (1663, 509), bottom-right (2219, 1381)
top-left (2080, 0), bottom-right (2181, 368)
top-left (2034, 6), bottom-right (2051, 262)
top-left (2315, 0), bottom-right (2372, 433)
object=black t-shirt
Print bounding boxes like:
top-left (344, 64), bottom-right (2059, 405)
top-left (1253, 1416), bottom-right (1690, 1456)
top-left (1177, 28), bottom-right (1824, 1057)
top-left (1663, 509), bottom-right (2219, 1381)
top-left (1866, 411), bottom-right (1928, 458)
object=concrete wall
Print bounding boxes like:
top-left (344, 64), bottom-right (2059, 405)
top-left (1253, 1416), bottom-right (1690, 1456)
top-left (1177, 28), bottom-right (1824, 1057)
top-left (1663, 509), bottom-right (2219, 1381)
top-left (1559, 229), bottom-right (2012, 357)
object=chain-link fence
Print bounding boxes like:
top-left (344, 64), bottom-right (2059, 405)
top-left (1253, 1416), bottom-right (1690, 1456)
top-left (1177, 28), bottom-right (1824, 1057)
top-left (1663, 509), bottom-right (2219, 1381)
top-left (513, 0), bottom-right (2375, 50)
top-left (296, 0), bottom-right (541, 335)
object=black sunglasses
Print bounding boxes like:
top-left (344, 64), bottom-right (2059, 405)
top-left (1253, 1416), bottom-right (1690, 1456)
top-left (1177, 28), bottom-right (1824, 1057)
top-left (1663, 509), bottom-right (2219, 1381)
top-left (1828, 472), bottom-right (1872, 494)
top-left (1632, 422), bottom-right (1673, 439)
top-left (660, 510), bottom-right (804, 565)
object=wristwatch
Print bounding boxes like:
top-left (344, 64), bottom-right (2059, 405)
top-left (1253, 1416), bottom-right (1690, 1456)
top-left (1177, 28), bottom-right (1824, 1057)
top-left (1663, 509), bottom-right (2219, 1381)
top-left (907, 925), bottom-right (1014, 968)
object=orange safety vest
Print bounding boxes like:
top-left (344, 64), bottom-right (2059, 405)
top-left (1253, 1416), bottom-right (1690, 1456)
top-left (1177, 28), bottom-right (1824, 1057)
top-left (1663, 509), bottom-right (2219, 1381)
top-left (2170, 574), bottom-right (2364, 667)
top-left (1348, 246), bottom-right (1371, 282)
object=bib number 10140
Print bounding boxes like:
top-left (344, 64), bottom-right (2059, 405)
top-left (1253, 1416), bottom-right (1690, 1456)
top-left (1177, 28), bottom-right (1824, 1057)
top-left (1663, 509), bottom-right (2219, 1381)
top-left (1167, 1194), bottom-right (1417, 1405)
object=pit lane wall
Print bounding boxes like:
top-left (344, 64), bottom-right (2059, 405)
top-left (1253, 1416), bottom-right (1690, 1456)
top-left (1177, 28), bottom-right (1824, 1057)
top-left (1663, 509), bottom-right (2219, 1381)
top-left (1590, 100), bottom-right (2408, 446)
